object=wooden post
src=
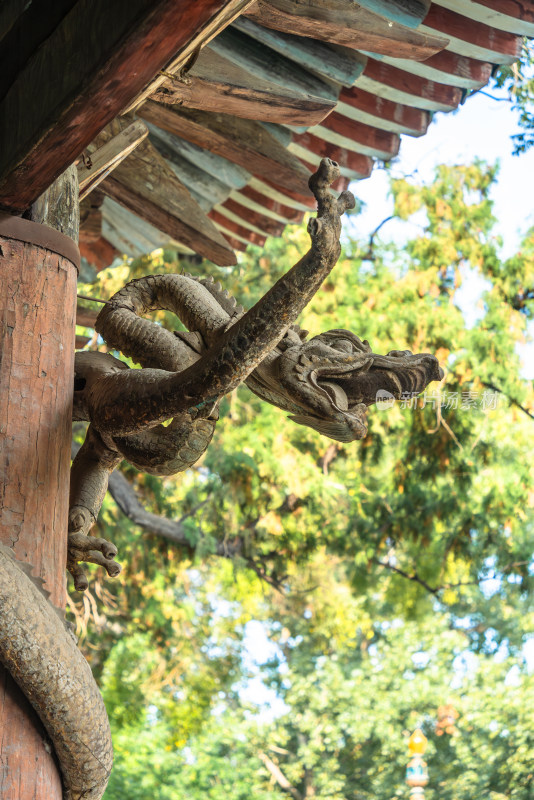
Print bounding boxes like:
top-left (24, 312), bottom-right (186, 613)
top-left (0, 166), bottom-right (79, 799)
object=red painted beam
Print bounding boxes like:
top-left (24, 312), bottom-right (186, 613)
top-left (260, 178), bottom-right (317, 209)
top-left (338, 86), bottom-right (430, 136)
top-left (237, 186), bottom-right (305, 224)
top-left (364, 58), bottom-right (463, 109)
top-left (0, 0), bottom-right (251, 212)
top-left (222, 198), bottom-right (287, 237)
top-left (475, 0), bottom-right (534, 25)
top-left (221, 232), bottom-right (249, 252)
top-left (79, 236), bottom-right (119, 273)
top-left (209, 209), bottom-right (267, 247)
top-left (423, 4), bottom-right (522, 61)
top-left (420, 48), bottom-right (493, 87)
top-left (320, 113), bottom-right (401, 159)
top-left (292, 131), bottom-right (374, 178)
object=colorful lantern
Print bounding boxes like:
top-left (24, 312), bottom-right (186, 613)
top-left (406, 728), bottom-right (429, 798)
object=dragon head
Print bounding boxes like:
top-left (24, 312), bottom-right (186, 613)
top-left (251, 329), bottom-right (444, 442)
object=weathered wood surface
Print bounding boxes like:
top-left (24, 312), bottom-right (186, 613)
top-left (0, 0), bottom-right (255, 212)
top-left (420, 3), bottom-right (522, 63)
top-left (0, 167), bottom-right (79, 799)
top-left (232, 16), bottom-right (366, 85)
top-left (138, 102), bottom-right (312, 195)
top-left (100, 196), bottom-right (196, 259)
top-left (244, 0), bottom-right (449, 60)
top-left (149, 129), bottom-right (234, 209)
top-left (354, 0), bottom-right (431, 28)
top-left (221, 231), bottom-right (248, 252)
top-left (122, 0), bottom-right (256, 112)
top-left (101, 138), bottom-right (236, 266)
top-left (145, 123), bottom-right (251, 191)
top-left (79, 120), bottom-right (149, 200)
top-left (248, 176), bottom-right (316, 211)
top-left (0, 674), bottom-right (64, 799)
top-left (358, 57), bottom-right (463, 112)
top-left (150, 46), bottom-right (335, 126)
top-left (209, 26), bottom-right (338, 101)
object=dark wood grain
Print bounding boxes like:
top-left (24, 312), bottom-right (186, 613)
top-left (151, 46), bottom-right (335, 126)
top-left (101, 138), bottom-right (236, 266)
top-left (138, 102), bottom-right (312, 195)
top-left (0, 0), bottom-right (251, 211)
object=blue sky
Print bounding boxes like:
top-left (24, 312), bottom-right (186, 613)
top-left (349, 87), bottom-right (534, 378)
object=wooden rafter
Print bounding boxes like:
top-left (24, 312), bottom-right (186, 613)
top-left (78, 120), bottom-right (149, 201)
top-left (138, 102), bottom-right (312, 195)
top-left (244, 0), bottom-right (449, 60)
top-left (0, 0), bottom-right (254, 212)
top-left (100, 138), bottom-right (237, 266)
top-left (150, 47), bottom-right (335, 126)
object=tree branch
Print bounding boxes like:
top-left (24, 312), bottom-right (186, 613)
top-left (374, 559), bottom-right (440, 595)
top-left (481, 381), bottom-right (534, 422)
top-left (361, 215), bottom-right (394, 261)
top-left (258, 752), bottom-right (303, 800)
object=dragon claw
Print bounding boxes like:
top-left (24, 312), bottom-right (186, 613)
top-left (67, 523), bottom-right (121, 591)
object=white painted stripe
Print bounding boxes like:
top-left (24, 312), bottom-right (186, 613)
top-left (213, 204), bottom-right (270, 237)
top-left (287, 141), bottom-right (371, 180)
top-left (247, 177), bottom-right (312, 212)
top-left (308, 124), bottom-right (397, 161)
top-left (212, 219), bottom-right (265, 248)
top-left (334, 99), bottom-right (427, 136)
top-left (433, 0), bottom-right (534, 36)
top-left (355, 74), bottom-right (458, 112)
top-left (230, 190), bottom-right (296, 224)
top-left (418, 23), bottom-right (519, 64)
top-left (380, 54), bottom-right (488, 90)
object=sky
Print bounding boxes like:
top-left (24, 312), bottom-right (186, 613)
top-left (347, 85), bottom-right (534, 378)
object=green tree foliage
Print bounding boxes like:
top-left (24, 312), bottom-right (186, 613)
top-left (74, 160), bottom-right (534, 797)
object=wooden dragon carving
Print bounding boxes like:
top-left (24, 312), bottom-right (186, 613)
top-left (69, 158), bottom-right (443, 590)
top-left (0, 159), bottom-right (442, 800)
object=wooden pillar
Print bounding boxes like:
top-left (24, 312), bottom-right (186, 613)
top-left (0, 167), bottom-right (79, 799)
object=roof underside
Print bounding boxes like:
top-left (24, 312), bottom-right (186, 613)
top-left (72, 0), bottom-right (532, 268)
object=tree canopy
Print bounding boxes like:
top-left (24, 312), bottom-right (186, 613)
top-left (73, 155), bottom-right (534, 799)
